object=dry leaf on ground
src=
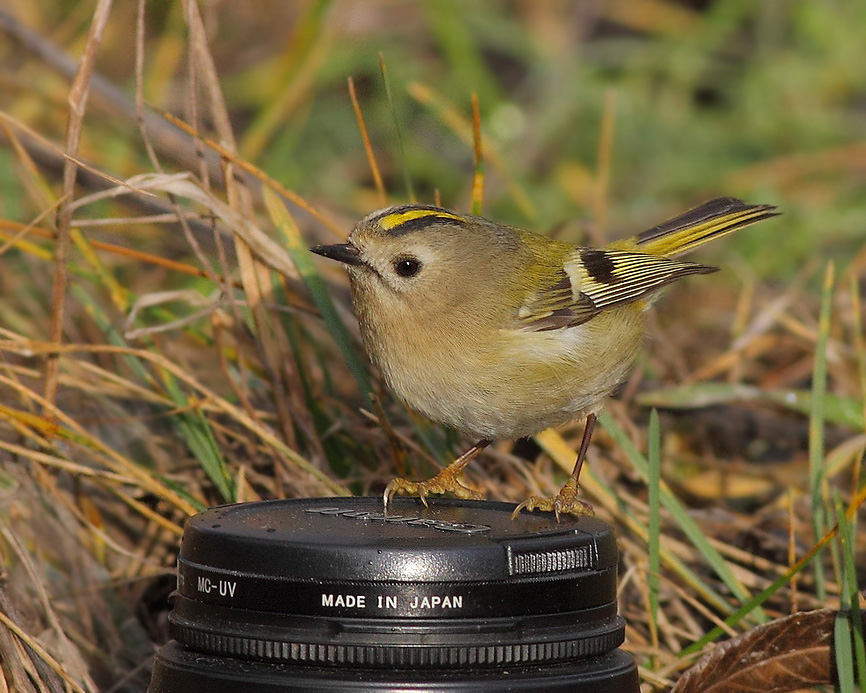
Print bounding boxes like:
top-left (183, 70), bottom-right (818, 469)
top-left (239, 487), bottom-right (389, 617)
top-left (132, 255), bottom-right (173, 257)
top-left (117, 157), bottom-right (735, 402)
top-left (673, 609), bottom-right (834, 692)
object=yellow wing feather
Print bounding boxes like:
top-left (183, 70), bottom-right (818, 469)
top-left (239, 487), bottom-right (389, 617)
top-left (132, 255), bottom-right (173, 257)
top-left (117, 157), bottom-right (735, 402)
top-left (516, 197), bottom-right (778, 332)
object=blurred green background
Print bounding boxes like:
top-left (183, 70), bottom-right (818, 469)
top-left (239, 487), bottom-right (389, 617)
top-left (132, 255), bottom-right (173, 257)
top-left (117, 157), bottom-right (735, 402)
top-left (2, 0), bottom-right (864, 277)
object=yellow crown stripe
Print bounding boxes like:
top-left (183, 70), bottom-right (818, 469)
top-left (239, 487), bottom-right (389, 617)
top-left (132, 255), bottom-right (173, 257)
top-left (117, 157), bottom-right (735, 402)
top-left (379, 209), bottom-right (465, 230)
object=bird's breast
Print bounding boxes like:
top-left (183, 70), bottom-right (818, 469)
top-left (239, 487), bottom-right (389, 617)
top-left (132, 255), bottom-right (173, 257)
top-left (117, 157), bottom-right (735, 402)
top-left (361, 304), bottom-right (646, 441)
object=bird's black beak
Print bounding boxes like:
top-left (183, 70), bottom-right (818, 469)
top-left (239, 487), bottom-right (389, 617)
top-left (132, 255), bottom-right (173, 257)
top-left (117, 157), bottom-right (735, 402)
top-left (309, 242), bottom-right (364, 266)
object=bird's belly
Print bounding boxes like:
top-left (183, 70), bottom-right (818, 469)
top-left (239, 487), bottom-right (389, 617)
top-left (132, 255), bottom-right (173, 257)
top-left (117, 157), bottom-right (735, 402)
top-left (379, 310), bottom-right (644, 441)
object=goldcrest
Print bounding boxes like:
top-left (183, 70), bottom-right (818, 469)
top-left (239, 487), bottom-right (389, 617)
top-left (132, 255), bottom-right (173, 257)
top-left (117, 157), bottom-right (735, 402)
top-left (311, 198), bottom-right (778, 519)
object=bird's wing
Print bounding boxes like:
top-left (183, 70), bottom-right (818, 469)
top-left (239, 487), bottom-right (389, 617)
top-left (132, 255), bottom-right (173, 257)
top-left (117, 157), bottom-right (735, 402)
top-left (514, 248), bottom-right (718, 332)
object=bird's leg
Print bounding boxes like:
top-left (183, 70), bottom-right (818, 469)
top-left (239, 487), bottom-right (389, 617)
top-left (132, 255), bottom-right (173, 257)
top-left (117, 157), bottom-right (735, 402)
top-left (383, 439), bottom-right (491, 510)
top-left (512, 413), bottom-right (597, 522)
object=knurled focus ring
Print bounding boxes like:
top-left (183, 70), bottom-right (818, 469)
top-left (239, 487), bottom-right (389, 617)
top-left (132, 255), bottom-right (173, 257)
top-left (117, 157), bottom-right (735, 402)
top-left (170, 617), bottom-right (625, 669)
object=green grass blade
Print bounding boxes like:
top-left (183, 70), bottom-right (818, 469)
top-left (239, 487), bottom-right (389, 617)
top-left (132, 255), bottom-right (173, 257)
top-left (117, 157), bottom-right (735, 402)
top-left (162, 373), bottom-right (235, 502)
top-left (73, 284), bottom-right (234, 502)
top-left (834, 494), bottom-right (855, 693)
top-left (264, 187), bottom-right (372, 406)
top-left (836, 493), bottom-right (866, 688)
top-left (637, 383), bottom-right (863, 430)
top-left (590, 481), bottom-right (735, 616)
top-left (380, 52), bottom-right (415, 202)
top-left (810, 261), bottom-right (834, 602)
top-left (835, 611), bottom-right (856, 693)
top-left (422, 0), bottom-right (501, 108)
top-left (599, 411), bottom-right (766, 623)
top-left (647, 410), bottom-right (661, 639)
top-left (833, 489), bottom-right (857, 693)
top-left (72, 285), bottom-right (154, 385)
top-left (680, 476), bottom-right (866, 655)
top-left (679, 543), bottom-right (815, 656)
top-left (535, 431), bottom-right (735, 615)
top-left (160, 476), bottom-right (207, 514)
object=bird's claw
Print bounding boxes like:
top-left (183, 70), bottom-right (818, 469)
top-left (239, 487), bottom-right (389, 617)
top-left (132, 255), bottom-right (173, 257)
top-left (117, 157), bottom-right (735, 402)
top-left (511, 478), bottom-right (594, 522)
top-left (383, 467), bottom-right (484, 511)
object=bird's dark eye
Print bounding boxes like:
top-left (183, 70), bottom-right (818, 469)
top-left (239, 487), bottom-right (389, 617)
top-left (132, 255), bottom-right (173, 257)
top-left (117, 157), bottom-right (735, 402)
top-left (394, 257), bottom-right (422, 278)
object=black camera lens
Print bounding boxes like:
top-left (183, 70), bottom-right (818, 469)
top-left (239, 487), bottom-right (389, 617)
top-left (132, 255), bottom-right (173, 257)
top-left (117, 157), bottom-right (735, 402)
top-left (149, 497), bottom-right (638, 692)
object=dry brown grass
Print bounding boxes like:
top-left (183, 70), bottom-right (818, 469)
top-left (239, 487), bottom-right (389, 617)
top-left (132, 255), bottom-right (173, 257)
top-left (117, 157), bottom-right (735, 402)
top-left (0, 2), bottom-right (864, 690)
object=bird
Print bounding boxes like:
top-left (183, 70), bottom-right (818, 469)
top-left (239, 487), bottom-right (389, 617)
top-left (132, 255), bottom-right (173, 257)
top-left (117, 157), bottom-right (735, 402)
top-left (310, 197), bottom-right (778, 519)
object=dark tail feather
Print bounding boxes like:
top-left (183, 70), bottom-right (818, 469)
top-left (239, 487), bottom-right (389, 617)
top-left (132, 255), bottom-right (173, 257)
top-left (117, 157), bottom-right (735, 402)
top-left (634, 197), bottom-right (779, 257)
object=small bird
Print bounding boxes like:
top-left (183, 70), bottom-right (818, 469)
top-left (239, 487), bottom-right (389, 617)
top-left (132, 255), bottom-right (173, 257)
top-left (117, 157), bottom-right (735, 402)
top-left (311, 198), bottom-right (778, 519)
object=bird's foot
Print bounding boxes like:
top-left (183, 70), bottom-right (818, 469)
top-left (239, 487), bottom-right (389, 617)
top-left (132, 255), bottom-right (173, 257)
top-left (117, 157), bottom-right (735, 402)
top-left (383, 467), bottom-right (484, 510)
top-left (511, 477), bottom-right (594, 522)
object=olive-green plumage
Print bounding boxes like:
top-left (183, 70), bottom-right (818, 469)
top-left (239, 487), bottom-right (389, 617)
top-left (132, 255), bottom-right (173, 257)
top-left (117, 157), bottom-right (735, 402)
top-left (310, 198), bottom-right (778, 515)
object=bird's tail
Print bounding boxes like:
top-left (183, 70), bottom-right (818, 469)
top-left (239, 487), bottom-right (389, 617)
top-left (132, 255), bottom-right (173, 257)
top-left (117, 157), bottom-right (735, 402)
top-left (622, 197), bottom-right (779, 258)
